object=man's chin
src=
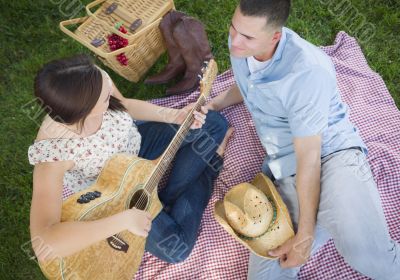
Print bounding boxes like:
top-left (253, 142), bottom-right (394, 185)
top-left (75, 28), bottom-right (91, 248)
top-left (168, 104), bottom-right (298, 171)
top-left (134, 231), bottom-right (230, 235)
top-left (229, 49), bottom-right (248, 58)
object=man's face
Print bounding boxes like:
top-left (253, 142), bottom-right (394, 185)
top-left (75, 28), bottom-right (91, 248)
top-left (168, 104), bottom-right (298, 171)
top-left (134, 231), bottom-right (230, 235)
top-left (229, 7), bottom-right (280, 60)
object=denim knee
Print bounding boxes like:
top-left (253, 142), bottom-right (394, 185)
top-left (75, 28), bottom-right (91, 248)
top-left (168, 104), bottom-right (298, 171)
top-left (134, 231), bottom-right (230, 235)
top-left (150, 235), bottom-right (194, 264)
top-left (167, 247), bottom-right (192, 264)
top-left (206, 110), bottom-right (228, 136)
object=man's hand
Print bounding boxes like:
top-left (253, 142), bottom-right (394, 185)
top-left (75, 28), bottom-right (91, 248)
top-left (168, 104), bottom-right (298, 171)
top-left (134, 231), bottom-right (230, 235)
top-left (269, 233), bottom-right (314, 268)
top-left (268, 134), bottom-right (321, 268)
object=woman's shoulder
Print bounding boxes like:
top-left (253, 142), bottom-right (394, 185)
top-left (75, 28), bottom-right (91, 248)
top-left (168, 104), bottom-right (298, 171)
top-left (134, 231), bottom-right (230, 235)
top-left (107, 109), bottom-right (133, 126)
top-left (28, 116), bottom-right (78, 166)
top-left (35, 115), bottom-right (77, 142)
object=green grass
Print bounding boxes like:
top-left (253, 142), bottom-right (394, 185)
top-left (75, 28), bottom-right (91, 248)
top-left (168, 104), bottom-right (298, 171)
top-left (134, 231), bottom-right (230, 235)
top-left (0, 0), bottom-right (399, 278)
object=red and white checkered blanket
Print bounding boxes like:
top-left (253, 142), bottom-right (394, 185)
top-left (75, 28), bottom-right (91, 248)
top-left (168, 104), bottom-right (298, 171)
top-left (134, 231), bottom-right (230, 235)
top-left (63, 32), bottom-right (400, 279)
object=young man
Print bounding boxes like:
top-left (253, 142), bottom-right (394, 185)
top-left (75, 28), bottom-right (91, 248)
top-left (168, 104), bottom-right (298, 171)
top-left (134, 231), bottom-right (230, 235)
top-left (207, 0), bottom-right (400, 279)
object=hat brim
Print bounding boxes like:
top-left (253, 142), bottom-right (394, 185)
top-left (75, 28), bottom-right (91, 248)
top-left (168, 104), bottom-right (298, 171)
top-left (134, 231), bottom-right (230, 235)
top-left (214, 173), bottom-right (294, 259)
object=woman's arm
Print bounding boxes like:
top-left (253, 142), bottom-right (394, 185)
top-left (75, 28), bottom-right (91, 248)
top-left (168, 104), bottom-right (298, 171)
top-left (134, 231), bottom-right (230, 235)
top-left (30, 161), bottom-right (151, 262)
top-left (111, 83), bottom-right (179, 123)
top-left (111, 81), bottom-right (207, 128)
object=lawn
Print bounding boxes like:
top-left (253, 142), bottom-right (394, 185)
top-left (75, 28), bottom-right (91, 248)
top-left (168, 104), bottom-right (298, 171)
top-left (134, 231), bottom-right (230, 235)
top-left (0, 0), bottom-right (399, 279)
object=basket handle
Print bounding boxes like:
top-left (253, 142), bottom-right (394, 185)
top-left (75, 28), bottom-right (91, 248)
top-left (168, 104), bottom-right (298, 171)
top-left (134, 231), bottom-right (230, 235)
top-left (86, 0), bottom-right (135, 40)
top-left (59, 17), bottom-right (138, 58)
top-left (85, 0), bottom-right (174, 40)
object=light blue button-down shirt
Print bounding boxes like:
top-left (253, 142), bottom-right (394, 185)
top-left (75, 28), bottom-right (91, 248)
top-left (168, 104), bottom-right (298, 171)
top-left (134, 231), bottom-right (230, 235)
top-left (230, 27), bottom-right (367, 180)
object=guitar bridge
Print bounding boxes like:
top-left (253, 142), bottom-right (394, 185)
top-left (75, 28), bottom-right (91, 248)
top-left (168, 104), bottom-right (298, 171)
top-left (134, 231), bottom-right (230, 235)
top-left (107, 235), bottom-right (129, 253)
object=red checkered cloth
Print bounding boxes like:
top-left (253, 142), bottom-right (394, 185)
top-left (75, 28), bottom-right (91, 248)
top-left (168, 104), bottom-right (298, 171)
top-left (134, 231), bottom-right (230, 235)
top-left (62, 32), bottom-right (400, 279)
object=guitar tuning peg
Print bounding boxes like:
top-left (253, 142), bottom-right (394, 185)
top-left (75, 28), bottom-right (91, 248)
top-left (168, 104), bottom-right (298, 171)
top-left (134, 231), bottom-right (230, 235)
top-left (197, 74), bottom-right (203, 80)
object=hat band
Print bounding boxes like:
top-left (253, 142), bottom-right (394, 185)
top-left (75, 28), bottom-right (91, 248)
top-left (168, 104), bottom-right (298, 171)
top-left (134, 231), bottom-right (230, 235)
top-left (234, 196), bottom-right (277, 241)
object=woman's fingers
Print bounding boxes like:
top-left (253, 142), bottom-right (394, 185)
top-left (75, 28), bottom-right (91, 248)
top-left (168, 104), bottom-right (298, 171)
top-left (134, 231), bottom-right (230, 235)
top-left (138, 230), bottom-right (149, 237)
top-left (200, 105), bottom-right (209, 114)
top-left (190, 121), bottom-right (202, 129)
top-left (146, 223), bottom-right (151, 232)
top-left (184, 103), bottom-right (195, 112)
top-left (143, 217), bottom-right (151, 233)
top-left (180, 103), bottom-right (208, 129)
top-left (193, 111), bottom-right (206, 123)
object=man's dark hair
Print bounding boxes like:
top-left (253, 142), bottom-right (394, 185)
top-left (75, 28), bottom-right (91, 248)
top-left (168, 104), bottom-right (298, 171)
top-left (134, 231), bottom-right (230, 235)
top-left (239, 0), bottom-right (291, 28)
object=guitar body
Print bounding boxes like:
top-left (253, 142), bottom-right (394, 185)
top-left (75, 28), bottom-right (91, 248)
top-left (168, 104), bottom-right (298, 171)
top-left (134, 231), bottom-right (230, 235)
top-left (39, 153), bottom-right (163, 280)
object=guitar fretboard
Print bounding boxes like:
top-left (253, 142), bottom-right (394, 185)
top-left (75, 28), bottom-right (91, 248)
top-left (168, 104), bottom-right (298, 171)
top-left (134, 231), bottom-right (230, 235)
top-left (144, 95), bottom-right (207, 194)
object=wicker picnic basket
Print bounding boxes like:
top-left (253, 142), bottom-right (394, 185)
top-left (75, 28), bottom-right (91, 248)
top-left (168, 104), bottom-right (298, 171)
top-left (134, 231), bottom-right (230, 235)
top-left (59, 0), bottom-right (175, 82)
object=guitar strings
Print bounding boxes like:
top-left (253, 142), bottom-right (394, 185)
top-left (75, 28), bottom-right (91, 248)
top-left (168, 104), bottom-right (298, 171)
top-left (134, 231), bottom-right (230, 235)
top-left (114, 63), bottom-right (215, 241)
top-left (133, 98), bottom-right (205, 211)
top-left (133, 113), bottom-right (195, 209)
top-left (112, 112), bottom-right (196, 240)
top-left (112, 63), bottom-right (214, 241)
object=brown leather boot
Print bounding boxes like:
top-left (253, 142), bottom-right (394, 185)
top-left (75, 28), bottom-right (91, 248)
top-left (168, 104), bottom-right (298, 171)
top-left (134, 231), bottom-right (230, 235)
top-left (166, 17), bottom-right (213, 96)
top-left (144, 10), bottom-right (187, 85)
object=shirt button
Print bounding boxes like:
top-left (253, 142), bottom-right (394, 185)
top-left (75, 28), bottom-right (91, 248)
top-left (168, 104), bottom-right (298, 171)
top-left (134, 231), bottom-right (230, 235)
top-left (249, 84), bottom-right (254, 88)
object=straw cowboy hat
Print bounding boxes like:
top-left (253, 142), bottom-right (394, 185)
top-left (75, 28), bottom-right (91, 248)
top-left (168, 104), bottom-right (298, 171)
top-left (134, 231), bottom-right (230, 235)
top-left (214, 173), bottom-right (295, 259)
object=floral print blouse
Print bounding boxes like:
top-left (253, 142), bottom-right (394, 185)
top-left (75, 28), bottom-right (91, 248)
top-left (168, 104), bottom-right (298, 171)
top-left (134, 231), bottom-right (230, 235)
top-left (28, 110), bottom-right (141, 193)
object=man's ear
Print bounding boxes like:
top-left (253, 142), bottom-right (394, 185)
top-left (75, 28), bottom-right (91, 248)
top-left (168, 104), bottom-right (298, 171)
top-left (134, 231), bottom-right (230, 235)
top-left (271, 31), bottom-right (282, 44)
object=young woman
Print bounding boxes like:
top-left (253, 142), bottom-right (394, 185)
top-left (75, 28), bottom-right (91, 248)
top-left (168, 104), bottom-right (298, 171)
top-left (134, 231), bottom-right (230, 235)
top-left (28, 55), bottom-right (233, 264)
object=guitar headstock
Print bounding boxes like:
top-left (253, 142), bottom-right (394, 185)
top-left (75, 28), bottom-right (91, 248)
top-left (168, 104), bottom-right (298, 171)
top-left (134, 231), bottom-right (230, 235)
top-left (199, 59), bottom-right (218, 99)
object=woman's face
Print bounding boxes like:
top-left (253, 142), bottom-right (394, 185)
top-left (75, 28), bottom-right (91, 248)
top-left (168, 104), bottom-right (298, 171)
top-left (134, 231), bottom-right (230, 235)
top-left (89, 69), bottom-right (113, 115)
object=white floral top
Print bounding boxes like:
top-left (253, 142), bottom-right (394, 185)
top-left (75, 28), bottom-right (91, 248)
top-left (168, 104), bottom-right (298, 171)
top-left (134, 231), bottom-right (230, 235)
top-left (28, 110), bottom-right (141, 193)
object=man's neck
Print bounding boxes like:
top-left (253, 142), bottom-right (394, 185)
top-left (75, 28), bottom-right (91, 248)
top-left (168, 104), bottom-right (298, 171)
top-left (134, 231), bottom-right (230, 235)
top-left (254, 40), bottom-right (280, 62)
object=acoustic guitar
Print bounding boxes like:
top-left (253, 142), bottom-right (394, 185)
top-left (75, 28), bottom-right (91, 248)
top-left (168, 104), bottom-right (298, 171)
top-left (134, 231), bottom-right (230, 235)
top-left (38, 59), bottom-right (218, 280)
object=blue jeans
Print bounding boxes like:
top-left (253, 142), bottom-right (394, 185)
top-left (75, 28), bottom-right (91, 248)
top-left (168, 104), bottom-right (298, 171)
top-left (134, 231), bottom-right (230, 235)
top-left (137, 110), bottom-right (228, 263)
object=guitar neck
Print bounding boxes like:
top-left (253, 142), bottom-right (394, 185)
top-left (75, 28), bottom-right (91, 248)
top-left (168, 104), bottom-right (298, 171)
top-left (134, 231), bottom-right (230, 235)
top-left (142, 59), bottom-right (218, 194)
top-left (144, 95), bottom-right (207, 193)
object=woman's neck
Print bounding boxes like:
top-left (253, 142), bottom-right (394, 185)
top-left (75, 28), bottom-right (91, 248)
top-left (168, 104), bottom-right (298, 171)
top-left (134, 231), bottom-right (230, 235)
top-left (61, 113), bottom-right (104, 138)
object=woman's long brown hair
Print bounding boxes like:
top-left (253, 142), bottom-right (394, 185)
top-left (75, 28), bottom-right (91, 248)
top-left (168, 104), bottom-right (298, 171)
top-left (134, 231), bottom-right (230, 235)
top-left (34, 54), bottom-right (125, 129)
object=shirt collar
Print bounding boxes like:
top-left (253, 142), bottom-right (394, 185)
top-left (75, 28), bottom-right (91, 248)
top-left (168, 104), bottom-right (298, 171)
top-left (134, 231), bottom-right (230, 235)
top-left (249, 27), bottom-right (287, 79)
top-left (269, 27), bottom-right (287, 64)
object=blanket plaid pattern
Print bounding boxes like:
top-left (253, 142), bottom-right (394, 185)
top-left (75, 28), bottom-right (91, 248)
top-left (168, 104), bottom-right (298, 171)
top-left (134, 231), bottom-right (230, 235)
top-left (62, 32), bottom-right (400, 279)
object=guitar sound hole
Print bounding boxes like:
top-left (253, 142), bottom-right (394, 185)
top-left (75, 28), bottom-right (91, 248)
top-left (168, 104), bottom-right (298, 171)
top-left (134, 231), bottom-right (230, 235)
top-left (129, 189), bottom-right (149, 210)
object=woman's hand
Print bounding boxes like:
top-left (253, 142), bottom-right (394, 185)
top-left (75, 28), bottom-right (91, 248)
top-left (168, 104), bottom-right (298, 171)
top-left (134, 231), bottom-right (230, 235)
top-left (125, 208), bottom-right (152, 237)
top-left (171, 103), bottom-right (208, 129)
top-left (203, 102), bottom-right (216, 112)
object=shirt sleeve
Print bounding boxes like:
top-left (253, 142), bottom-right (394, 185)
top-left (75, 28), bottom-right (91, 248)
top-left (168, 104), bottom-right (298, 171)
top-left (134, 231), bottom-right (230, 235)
top-left (27, 139), bottom-right (76, 165)
top-left (284, 66), bottom-right (336, 137)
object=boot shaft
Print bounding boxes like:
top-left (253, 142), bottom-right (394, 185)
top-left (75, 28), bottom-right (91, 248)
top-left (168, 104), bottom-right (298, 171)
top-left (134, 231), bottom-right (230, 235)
top-left (173, 17), bottom-right (213, 72)
top-left (165, 18), bottom-right (213, 95)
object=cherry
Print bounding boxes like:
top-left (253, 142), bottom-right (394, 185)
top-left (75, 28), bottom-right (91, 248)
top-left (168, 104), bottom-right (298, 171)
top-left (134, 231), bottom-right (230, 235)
top-left (107, 25), bottom-right (129, 66)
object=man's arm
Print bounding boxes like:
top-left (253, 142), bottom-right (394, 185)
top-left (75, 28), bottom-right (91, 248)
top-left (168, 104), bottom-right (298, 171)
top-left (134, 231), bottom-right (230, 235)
top-left (207, 83), bottom-right (244, 111)
top-left (269, 134), bottom-right (321, 268)
top-left (293, 135), bottom-right (321, 238)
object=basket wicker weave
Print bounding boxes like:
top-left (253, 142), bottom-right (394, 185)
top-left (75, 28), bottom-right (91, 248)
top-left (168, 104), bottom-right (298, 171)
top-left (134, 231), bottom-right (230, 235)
top-left (59, 0), bottom-right (174, 82)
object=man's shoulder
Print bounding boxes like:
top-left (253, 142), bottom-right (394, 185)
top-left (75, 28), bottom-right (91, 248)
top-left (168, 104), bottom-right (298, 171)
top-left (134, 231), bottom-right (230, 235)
top-left (282, 28), bottom-right (334, 73)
